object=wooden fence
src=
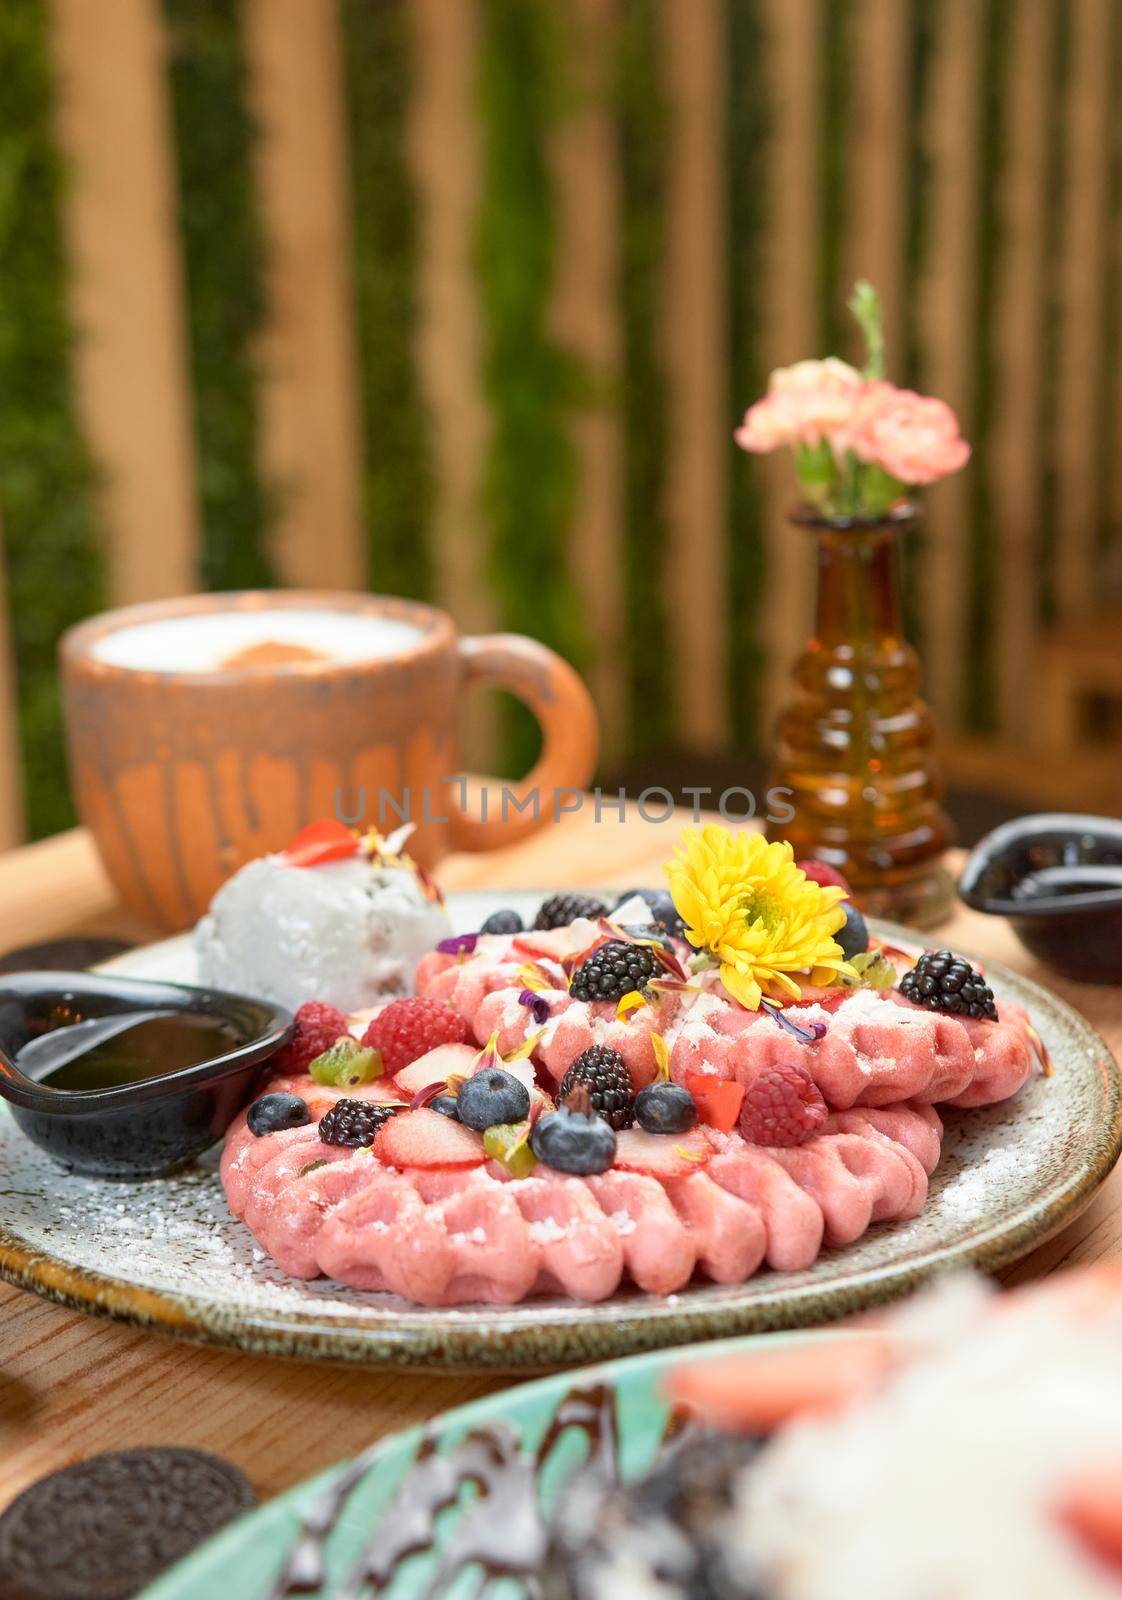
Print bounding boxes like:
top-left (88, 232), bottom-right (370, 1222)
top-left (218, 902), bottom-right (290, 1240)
top-left (2, 0), bottom-right (1121, 845)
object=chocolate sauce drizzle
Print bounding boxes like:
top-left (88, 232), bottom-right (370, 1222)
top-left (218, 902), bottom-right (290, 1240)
top-left (266, 1384), bottom-right (621, 1599)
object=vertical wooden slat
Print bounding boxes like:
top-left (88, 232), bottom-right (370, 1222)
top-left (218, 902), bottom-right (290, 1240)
top-left (844, 0), bottom-right (909, 364)
top-left (49, 0), bottom-right (198, 604)
top-left (244, 0), bottom-right (364, 592)
top-left (992, 0), bottom-right (1049, 747)
top-left (550, 0), bottom-right (624, 758)
top-left (759, 0), bottom-right (820, 716)
top-left (1054, 0), bottom-right (1113, 620)
top-left (408, 0), bottom-right (497, 769)
top-left (1106, 11), bottom-right (1122, 590)
top-left (915, 0), bottom-right (982, 729)
top-left (0, 522), bottom-right (26, 848)
top-left (661, 0), bottom-right (729, 751)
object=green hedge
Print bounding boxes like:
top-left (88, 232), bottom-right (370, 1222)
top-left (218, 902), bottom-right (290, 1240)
top-left (476, 0), bottom-right (587, 775)
top-left (340, 0), bottom-right (434, 601)
top-left (725, 0), bottom-right (769, 750)
top-left (163, 0), bottom-right (274, 591)
top-left (0, 0), bottom-right (105, 838)
top-left (617, 0), bottom-right (672, 756)
top-left (965, 0), bottom-right (1011, 732)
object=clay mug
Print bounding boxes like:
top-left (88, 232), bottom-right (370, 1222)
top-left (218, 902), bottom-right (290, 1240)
top-left (61, 591), bottom-right (599, 931)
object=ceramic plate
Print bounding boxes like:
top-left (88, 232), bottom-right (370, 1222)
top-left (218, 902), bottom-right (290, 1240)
top-left (0, 894), bottom-right (1118, 1367)
top-left (142, 1326), bottom-right (874, 1599)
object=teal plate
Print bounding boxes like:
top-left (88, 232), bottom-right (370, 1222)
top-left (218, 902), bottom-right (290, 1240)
top-left (141, 1326), bottom-right (872, 1599)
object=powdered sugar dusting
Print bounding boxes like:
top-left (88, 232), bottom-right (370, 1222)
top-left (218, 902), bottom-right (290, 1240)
top-left (0, 919), bottom-right (1102, 1344)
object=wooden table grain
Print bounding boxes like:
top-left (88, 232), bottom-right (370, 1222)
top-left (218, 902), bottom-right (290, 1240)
top-left (0, 815), bottom-right (1119, 1513)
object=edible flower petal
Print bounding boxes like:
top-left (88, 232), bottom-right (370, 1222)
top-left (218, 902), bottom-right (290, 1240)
top-left (518, 990), bottom-right (552, 1025)
top-left (437, 932), bottom-right (479, 957)
top-left (617, 990), bottom-right (649, 1022)
top-left (761, 998), bottom-right (828, 1045)
top-left (650, 1030), bottom-right (671, 1082)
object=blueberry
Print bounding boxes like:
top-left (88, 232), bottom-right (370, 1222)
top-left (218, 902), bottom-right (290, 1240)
top-left (480, 908), bottom-right (524, 936)
top-left (635, 1082), bottom-right (697, 1135)
top-left (614, 888), bottom-right (684, 940)
top-left (431, 1094), bottom-right (461, 1120)
top-left (456, 1068), bottom-right (531, 1131)
top-left (530, 1107), bottom-right (616, 1175)
top-left (247, 1092), bottom-right (311, 1137)
top-left (836, 899), bottom-right (869, 960)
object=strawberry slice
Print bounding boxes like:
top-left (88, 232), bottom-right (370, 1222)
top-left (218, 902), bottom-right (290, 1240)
top-left (278, 818), bottom-right (361, 868)
top-left (376, 1108), bottom-right (486, 1169)
top-left (614, 1126), bottom-right (711, 1178)
top-left (392, 1044), bottom-right (478, 1097)
top-left (686, 1074), bottom-right (745, 1133)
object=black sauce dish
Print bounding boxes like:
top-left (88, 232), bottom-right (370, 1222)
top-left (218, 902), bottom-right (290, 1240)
top-left (0, 971), bottom-right (292, 1179)
top-left (958, 813), bottom-right (1122, 983)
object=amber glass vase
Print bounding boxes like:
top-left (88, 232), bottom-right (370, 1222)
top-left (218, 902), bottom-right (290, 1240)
top-left (768, 505), bottom-right (954, 926)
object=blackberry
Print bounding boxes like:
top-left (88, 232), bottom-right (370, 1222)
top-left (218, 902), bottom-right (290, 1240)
top-left (533, 892), bottom-right (609, 930)
top-left (318, 1099), bottom-right (399, 1148)
top-left (480, 907), bottom-right (524, 935)
top-left (569, 939), bottom-right (657, 1004)
top-left (558, 1044), bottom-right (634, 1130)
top-left (898, 949), bottom-right (998, 1022)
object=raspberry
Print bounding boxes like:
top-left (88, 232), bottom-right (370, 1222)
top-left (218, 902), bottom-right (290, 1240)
top-left (797, 859), bottom-right (853, 897)
top-left (275, 1000), bottom-right (350, 1075)
top-left (360, 997), bottom-right (469, 1078)
top-left (738, 1061), bottom-right (827, 1147)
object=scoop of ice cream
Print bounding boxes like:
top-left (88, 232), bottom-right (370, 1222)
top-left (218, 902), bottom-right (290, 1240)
top-left (195, 852), bottom-right (451, 1013)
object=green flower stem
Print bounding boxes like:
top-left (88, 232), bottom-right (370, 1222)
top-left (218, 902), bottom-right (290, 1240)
top-left (849, 279), bottom-right (886, 380)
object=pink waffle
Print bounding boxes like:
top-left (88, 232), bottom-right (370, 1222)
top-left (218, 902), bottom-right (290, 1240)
top-left (414, 923), bottom-right (1037, 1112)
top-left (221, 1076), bottom-right (942, 1305)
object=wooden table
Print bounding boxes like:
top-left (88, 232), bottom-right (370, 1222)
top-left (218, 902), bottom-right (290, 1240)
top-left (0, 815), bottom-right (1119, 1513)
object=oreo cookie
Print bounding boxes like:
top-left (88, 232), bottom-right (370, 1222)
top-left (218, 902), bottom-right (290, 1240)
top-left (0, 1447), bottom-right (256, 1600)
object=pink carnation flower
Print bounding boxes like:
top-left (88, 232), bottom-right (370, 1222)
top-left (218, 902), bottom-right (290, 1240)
top-left (735, 358), bottom-right (862, 454)
top-left (850, 383), bottom-right (970, 485)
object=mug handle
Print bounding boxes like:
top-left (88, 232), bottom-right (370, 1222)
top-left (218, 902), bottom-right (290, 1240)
top-left (449, 634), bottom-right (599, 851)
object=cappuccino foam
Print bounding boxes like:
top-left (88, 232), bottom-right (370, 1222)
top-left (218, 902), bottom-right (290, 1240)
top-left (91, 609), bottom-right (421, 673)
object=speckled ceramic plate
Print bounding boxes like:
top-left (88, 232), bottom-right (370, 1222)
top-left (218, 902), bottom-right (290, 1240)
top-left (0, 895), bottom-right (1118, 1367)
top-left (142, 1326), bottom-right (875, 1599)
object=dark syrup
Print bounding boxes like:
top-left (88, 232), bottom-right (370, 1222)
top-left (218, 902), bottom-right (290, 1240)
top-left (266, 1384), bottom-right (623, 1600)
top-left (19, 1012), bottom-right (242, 1092)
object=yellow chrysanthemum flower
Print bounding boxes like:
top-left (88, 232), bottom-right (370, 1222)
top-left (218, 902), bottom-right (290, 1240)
top-left (664, 824), bottom-right (853, 1010)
